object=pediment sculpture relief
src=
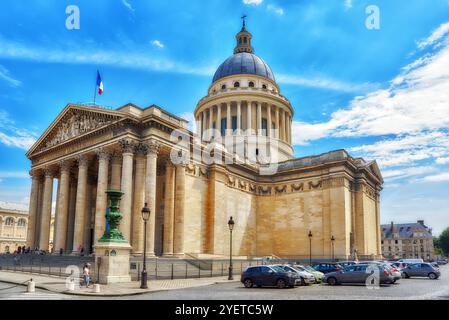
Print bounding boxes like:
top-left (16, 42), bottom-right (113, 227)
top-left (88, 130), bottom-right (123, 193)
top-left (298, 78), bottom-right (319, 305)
top-left (42, 111), bottom-right (118, 150)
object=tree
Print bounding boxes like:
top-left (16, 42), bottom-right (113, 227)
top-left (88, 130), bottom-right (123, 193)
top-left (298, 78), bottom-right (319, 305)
top-left (438, 227), bottom-right (449, 256)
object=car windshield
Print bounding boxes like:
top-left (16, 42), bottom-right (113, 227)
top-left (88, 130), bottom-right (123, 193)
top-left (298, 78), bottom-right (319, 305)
top-left (305, 266), bottom-right (316, 272)
top-left (271, 266), bottom-right (286, 273)
top-left (293, 265), bottom-right (307, 272)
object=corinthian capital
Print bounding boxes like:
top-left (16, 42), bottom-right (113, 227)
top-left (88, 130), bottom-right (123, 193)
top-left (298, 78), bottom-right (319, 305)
top-left (135, 143), bottom-right (148, 157)
top-left (146, 139), bottom-right (161, 155)
top-left (96, 148), bottom-right (111, 161)
top-left (76, 154), bottom-right (90, 167)
top-left (59, 160), bottom-right (72, 173)
top-left (118, 139), bottom-right (137, 154)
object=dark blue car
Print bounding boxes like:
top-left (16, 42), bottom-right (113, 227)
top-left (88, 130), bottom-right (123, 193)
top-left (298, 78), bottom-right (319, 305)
top-left (241, 265), bottom-right (300, 289)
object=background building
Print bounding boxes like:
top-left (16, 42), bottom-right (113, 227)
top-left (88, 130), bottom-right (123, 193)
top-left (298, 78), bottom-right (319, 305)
top-left (0, 201), bottom-right (28, 253)
top-left (381, 220), bottom-right (435, 260)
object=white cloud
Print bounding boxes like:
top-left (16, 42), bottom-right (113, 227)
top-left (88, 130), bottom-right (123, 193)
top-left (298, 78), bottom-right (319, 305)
top-left (243, 0), bottom-right (263, 5)
top-left (0, 110), bottom-right (37, 150)
top-left (417, 22), bottom-right (449, 49)
top-left (344, 0), bottom-right (353, 10)
top-left (0, 37), bottom-right (214, 77)
top-left (278, 73), bottom-right (379, 93)
top-left (436, 156), bottom-right (449, 165)
top-left (291, 20), bottom-right (449, 173)
top-left (267, 4), bottom-right (284, 16)
top-left (382, 166), bottom-right (437, 181)
top-left (0, 65), bottom-right (21, 87)
top-left (421, 172), bottom-right (449, 182)
top-left (151, 40), bottom-right (165, 48)
top-left (0, 171), bottom-right (29, 179)
top-left (121, 0), bottom-right (135, 13)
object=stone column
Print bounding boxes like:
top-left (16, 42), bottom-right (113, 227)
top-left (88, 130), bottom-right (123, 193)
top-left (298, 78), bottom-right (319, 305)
top-left (110, 152), bottom-right (122, 190)
top-left (39, 169), bottom-right (54, 252)
top-left (145, 140), bottom-right (160, 256)
top-left (132, 144), bottom-right (147, 254)
top-left (201, 111), bottom-right (206, 140)
top-left (65, 176), bottom-right (77, 253)
top-left (119, 139), bottom-right (135, 242)
top-left (216, 104), bottom-right (222, 137)
top-left (280, 109), bottom-right (285, 141)
top-left (52, 176), bottom-right (61, 251)
top-left (94, 149), bottom-right (110, 245)
top-left (173, 164), bottom-right (186, 256)
top-left (163, 161), bottom-right (175, 256)
top-left (237, 101), bottom-right (241, 135)
top-left (26, 170), bottom-right (41, 248)
top-left (54, 161), bottom-right (71, 253)
top-left (72, 155), bottom-right (89, 253)
top-left (275, 107), bottom-right (280, 139)
top-left (267, 105), bottom-right (272, 138)
top-left (257, 102), bottom-right (262, 136)
top-left (226, 102), bottom-right (231, 136)
top-left (247, 101), bottom-right (252, 135)
top-left (208, 107), bottom-right (213, 139)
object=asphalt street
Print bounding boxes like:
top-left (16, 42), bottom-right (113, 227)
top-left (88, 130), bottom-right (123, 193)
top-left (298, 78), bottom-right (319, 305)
top-left (0, 265), bottom-right (448, 300)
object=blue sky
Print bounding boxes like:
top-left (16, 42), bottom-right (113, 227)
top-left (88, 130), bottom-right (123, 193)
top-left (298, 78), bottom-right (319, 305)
top-left (0, 0), bottom-right (449, 234)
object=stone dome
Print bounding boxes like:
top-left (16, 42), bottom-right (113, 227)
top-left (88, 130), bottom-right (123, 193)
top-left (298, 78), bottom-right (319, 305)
top-left (212, 52), bottom-right (276, 83)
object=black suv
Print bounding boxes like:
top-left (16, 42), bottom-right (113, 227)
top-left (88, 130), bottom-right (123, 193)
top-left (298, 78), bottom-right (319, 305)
top-left (241, 265), bottom-right (300, 289)
top-left (312, 263), bottom-right (343, 274)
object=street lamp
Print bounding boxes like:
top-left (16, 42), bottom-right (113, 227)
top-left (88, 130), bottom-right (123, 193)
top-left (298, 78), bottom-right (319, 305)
top-left (331, 235), bottom-right (335, 261)
top-left (308, 230), bottom-right (313, 266)
top-left (140, 202), bottom-right (151, 289)
top-left (228, 216), bottom-right (235, 280)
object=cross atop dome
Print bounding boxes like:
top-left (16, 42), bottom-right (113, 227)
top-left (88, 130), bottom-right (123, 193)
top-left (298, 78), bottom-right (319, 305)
top-left (234, 16), bottom-right (254, 54)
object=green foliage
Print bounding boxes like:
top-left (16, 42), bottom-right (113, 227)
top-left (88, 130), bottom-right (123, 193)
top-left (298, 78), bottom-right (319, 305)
top-left (438, 227), bottom-right (449, 256)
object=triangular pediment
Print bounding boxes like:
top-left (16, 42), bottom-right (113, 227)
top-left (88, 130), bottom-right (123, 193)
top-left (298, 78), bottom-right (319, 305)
top-left (366, 160), bottom-right (384, 184)
top-left (27, 104), bottom-right (127, 157)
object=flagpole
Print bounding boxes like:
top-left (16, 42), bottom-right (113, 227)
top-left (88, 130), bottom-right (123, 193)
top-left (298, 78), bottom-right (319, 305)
top-left (93, 82), bottom-right (97, 105)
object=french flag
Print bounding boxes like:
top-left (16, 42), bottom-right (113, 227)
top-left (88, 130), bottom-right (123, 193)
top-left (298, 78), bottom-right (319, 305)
top-left (96, 71), bottom-right (104, 95)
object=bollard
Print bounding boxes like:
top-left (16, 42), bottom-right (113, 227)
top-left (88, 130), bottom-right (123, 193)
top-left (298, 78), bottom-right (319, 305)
top-left (27, 279), bottom-right (35, 293)
top-left (93, 284), bottom-right (100, 293)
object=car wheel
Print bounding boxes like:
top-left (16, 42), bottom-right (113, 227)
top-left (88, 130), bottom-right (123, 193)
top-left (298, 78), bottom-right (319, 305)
top-left (327, 277), bottom-right (338, 286)
top-left (402, 272), bottom-right (409, 279)
top-left (257, 285), bottom-right (262, 288)
top-left (243, 279), bottom-right (253, 288)
top-left (276, 279), bottom-right (287, 289)
top-left (428, 273), bottom-right (438, 280)
top-left (300, 277), bottom-right (306, 286)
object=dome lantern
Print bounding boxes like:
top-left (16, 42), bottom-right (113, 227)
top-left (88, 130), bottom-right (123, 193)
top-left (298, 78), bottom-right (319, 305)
top-left (234, 15), bottom-right (254, 54)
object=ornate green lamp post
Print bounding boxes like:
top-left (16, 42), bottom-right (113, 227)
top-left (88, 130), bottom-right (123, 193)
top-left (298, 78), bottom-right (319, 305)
top-left (228, 216), bottom-right (235, 281)
top-left (140, 203), bottom-right (151, 289)
top-left (99, 190), bottom-right (127, 243)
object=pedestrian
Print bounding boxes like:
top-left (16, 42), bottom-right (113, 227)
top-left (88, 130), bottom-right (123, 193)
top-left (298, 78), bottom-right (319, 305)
top-left (83, 263), bottom-right (91, 288)
top-left (80, 247), bottom-right (85, 257)
top-left (59, 248), bottom-right (64, 256)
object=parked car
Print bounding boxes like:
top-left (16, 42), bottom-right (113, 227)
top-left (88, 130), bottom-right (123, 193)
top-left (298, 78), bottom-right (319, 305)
top-left (338, 261), bottom-right (358, 268)
top-left (401, 263), bottom-right (441, 280)
top-left (293, 264), bottom-right (324, 283)
top-left (323, 264), bottom-right (395, 286)
top-left (398, 258), bottom-right (424, 264)
top-left (436, 259), bottom-right (448, 265)
top-left (382, 263), bottom-right (402, 282)
top-left (312, 263), bottom-right (343, 274)
top-left (391, 262), bottom-right (410, 270)
top-left (240, 265), bottom-right (301, 289)
top-left (273, 265), bottom-right (315, 285)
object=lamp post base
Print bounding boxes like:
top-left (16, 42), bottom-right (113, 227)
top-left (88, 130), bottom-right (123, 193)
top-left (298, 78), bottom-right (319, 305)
top-left (228, 266), bottom-right (234, 280)
top-left (140, 270), bottom-right (148, 289)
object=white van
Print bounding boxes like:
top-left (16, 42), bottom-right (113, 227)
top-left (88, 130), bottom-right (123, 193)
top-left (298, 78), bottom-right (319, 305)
top-left (397, 258), bottom-right (424, 264)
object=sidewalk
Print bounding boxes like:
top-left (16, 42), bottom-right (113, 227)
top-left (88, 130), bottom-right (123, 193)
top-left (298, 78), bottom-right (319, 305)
top-left (0, 271), bottom-right (239, 297)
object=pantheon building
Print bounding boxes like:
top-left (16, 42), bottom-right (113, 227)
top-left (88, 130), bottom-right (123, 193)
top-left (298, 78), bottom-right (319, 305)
top-left (26, 22), bottom-right (384, 260)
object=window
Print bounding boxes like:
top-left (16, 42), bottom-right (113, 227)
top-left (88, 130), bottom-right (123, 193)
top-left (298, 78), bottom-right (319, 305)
top-left (234, 82), bottom-right (240, 88)
top-left (248, 81), bottom-right (255, 87)
top-left (260, 266), bottom-right (271, 273)
top-left (221, 84), bottom-right (226, 90)
top-left (221, 118), bottom-right (227, 137)
top-left (261, 118), bottom-right (268, 136)
top-left (244, 37), bottom-right (247, 44)
top-left (17, 219), bottom-right (26, 227)
top-left (262, 84), bottom-right (267, 89)
top-left (5, 217), bottom-right (14, 226)
top-left (231, 116), bottom-right (237, 131)
top-left (395, 240), bottom-right (398, 244)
